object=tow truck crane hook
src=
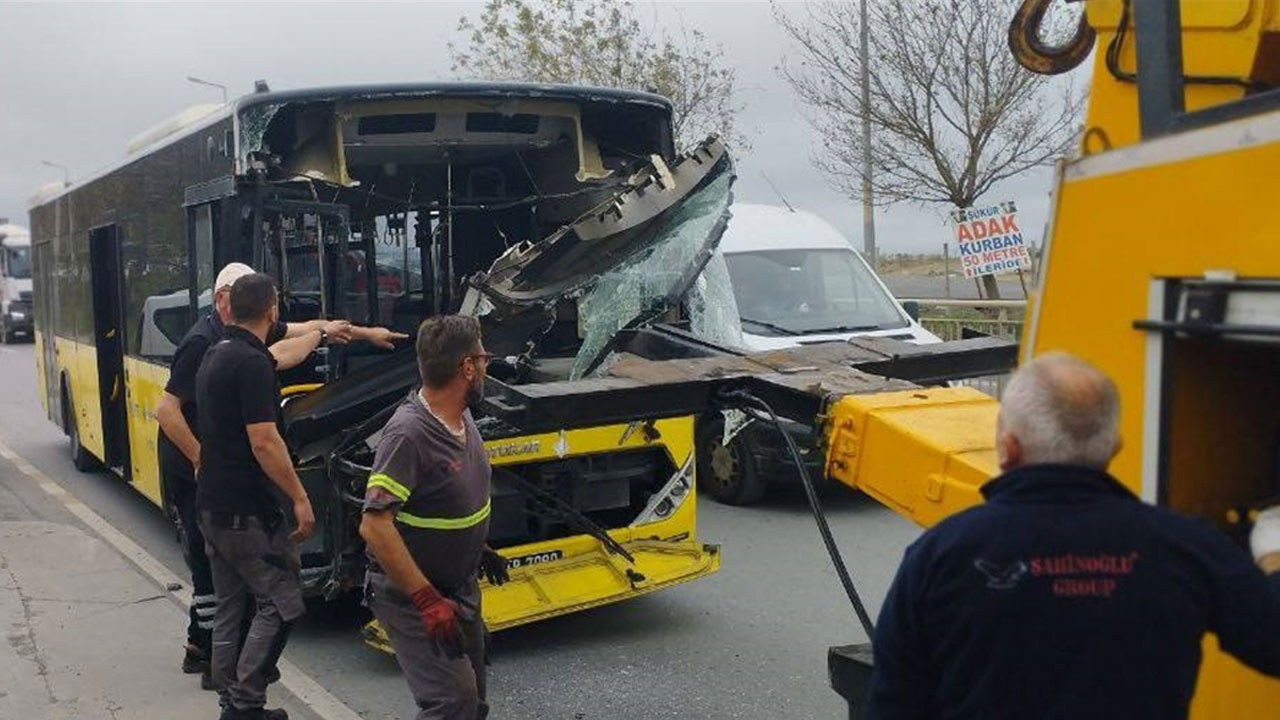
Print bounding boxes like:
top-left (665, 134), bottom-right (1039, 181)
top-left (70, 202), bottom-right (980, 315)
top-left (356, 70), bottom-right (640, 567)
top-left (1009, 0), bottom-right (1096, 75)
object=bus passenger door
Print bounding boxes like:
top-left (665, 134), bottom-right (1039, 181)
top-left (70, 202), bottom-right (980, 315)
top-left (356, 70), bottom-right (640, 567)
top-left (33, 240), bottom-right (57, 421)
top-left (88, 224), bottom-right (130, 475)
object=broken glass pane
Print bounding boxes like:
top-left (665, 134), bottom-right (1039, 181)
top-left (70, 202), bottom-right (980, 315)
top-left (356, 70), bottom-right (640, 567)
top-left (688, 250), bottom-right (744, 350)
top-left (570, 170), bottom-right (734, 379)
top-left (238, 103), bottom-right (283, 166)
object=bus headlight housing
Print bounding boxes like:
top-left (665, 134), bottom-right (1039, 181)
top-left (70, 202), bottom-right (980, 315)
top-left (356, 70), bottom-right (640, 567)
top-left (632, 456), bottom-right (694, 527)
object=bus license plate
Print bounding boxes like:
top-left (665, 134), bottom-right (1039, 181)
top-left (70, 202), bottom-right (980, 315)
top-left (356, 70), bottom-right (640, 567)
top-left (506, 550), bottom-right (564, 569)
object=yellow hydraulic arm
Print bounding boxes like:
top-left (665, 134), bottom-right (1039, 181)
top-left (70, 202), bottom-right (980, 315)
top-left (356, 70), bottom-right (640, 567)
top-left (823, 386), bottom-right (1000, 529)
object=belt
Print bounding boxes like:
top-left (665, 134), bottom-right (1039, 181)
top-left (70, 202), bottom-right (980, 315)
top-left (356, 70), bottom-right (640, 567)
top-left (203, 509), bottom-right (283, 531)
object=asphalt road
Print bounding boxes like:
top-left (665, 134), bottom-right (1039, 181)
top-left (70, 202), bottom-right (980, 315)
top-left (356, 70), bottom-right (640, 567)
top-left (0, 343), bottom-right (920, 719)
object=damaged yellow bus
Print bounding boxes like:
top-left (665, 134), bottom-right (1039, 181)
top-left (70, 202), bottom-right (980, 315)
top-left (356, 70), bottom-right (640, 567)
top-left (26, 82), bottom-right (726, 634)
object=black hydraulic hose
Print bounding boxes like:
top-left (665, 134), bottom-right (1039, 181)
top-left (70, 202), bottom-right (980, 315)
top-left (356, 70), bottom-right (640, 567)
top-left (721, 389), bottom-right (877, 640)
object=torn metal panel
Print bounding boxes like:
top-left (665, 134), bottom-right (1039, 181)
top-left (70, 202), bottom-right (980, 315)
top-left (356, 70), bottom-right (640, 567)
top-left (463, 136), bottom-right (734, 363)
top-left (476, 137), bottom-right (732, 301)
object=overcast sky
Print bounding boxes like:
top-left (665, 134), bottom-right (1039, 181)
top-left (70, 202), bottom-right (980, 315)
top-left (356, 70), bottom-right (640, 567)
top-left (0, 1), bottom-right (1072, 254)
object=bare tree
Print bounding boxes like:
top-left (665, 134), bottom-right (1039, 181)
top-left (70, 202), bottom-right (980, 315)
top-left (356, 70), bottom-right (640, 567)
top-left (451, 0), bottom-right (742, 152)
top-left (776, 0), bottom-right (1081, 296)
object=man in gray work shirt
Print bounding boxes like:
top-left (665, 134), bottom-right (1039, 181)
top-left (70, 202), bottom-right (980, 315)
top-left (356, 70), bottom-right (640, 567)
top-left (360, 315), bottom-right (509, 720)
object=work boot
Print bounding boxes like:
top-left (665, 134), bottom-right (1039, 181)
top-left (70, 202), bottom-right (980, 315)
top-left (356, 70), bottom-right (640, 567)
top-left (181, 642), bottom-right (208, 674)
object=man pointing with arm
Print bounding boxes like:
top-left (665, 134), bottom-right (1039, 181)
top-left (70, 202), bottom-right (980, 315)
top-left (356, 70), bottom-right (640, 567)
top-left (155, 262), bottom-right (405, 681)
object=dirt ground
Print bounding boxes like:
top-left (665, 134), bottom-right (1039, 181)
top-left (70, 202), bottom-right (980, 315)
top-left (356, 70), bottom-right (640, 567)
top-left (877, 253), bottom-right (952, 276)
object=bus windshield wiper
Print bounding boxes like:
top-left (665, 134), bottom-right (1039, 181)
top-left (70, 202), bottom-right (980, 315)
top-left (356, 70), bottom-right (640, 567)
top-left (504, 473), bottom-right (636, 564)
top-left (739, 317), bottom-right (801, 336)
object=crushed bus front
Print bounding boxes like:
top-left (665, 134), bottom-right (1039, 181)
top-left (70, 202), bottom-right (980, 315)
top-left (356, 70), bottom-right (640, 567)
top-left (361, 416), bottom-right (720, 651)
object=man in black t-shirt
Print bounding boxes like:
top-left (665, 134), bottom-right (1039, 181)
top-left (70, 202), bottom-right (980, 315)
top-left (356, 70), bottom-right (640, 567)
top-left (196, 273), bottom-right (316, 720)
top-left (156, 262), bottom-right (405, 680)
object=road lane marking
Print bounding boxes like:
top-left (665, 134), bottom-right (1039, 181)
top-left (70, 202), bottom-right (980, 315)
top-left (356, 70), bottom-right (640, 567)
top-left (0, 439), bottom-right (364, 720)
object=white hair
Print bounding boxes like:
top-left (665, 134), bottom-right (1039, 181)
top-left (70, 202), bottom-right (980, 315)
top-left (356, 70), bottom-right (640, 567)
top-left (998, 353), bottom-right (1120, 469)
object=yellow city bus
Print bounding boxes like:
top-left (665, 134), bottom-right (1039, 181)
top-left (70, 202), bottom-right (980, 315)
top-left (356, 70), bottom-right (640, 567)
top-left (26, 82), bottom-right (723, 630)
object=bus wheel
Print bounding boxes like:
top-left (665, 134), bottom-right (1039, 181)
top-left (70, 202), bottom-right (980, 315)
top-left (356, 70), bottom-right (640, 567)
top-left (696, 416), bottom-right (766, 506)
top-left (64, 390), bottom-right (100, 473)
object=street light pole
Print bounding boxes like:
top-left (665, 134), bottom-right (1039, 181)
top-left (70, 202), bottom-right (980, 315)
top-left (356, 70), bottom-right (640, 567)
top-left (187, 75), bottom-right (228, 104)
top-left (859, 0), bottom-right (877, 269)
top-left (41, 160), bottom-right (70, 187)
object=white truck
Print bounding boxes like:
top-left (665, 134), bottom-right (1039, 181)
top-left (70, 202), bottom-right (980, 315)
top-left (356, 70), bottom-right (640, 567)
top-left (720, 203), bottom-right (939, 350)
top-left (0, 221), bottom-right (33, 343)
top-left (696, 203), bottom-right (941, 504)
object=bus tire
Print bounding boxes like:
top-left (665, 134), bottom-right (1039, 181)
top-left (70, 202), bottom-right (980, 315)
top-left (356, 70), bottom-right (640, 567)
top-left (696, 415), bottom-right (767, 506)
top-left (63, 386), bottom-right (100, 473)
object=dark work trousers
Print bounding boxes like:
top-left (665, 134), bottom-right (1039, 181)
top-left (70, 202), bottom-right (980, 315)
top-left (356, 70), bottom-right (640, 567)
top-left (200, 512), bottom-right (305, 712)
top-left (366, 572), bottom-right (489, 720)
top-left (165, 475), bottom-right (215, 651)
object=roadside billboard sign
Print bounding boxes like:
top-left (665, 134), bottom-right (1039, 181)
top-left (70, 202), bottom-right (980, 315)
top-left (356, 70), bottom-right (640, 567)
top-left (951, 201), bottom-right (1031, 279)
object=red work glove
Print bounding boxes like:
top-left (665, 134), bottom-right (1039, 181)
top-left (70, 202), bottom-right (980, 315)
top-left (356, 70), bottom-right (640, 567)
top-left (411, 585), bottom-right (463, 656)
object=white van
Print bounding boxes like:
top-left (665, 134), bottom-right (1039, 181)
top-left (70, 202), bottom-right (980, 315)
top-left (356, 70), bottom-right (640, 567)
top-left (138, 288), bottom-right (213, 359)
top-left (718, 203), bottom-right (939, 350)
top-left (0, 222), bottom-right (33, 343)
top-left (696, 204), bottom-right (940, 505)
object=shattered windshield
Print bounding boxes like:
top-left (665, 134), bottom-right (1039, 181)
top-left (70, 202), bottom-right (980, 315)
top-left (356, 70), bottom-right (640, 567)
top-left (688, 251), bottom-right (744, 349)
top-left (725, 249), bottom-right (907, 336)
top-left (570, 169), bottom-right (735, 379)
top-left (238, 103), bottom-right (283, 167)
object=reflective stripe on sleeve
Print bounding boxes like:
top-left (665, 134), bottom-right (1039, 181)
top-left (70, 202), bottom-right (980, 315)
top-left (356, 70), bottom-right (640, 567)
top-left (395, 499), bottom-right (492, 530)
top-left (367, 473), bottom-right (411, 502)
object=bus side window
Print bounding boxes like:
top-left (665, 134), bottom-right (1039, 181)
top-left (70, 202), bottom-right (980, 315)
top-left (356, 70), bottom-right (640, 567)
top-left (191, 204), bottom-right (217, 294)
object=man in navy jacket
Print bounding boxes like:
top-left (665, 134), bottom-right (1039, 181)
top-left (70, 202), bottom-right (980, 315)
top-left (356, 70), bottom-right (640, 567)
top-left (867, 352), bottom-right (1280, 720)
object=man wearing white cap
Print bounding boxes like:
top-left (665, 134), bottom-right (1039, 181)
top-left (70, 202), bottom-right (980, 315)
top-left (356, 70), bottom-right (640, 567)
top-left (155, 262), bottom-right (406, 686)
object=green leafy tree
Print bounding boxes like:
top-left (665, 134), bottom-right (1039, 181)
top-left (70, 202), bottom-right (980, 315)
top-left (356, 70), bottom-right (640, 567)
top-left (451, 0), bottom-right (742, 151)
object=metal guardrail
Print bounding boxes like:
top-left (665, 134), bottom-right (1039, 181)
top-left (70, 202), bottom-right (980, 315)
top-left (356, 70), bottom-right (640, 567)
top-left (904, 299), bottom-right (1028, 397)
top-left (905, 298), bottom-right (1027, 343)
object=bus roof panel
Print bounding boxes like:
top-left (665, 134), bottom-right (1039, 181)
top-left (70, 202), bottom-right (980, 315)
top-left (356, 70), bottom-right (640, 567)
top-left (28, 82), bottom-right (675, 212)
top-left (232, 82), bottom-right (674, 116)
